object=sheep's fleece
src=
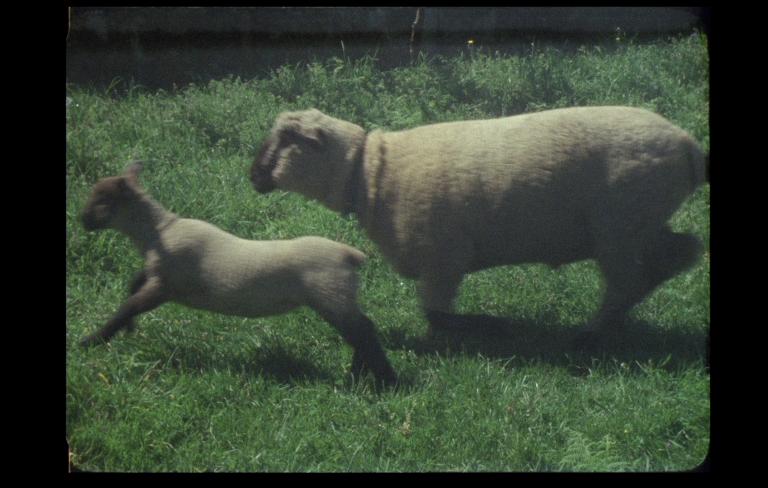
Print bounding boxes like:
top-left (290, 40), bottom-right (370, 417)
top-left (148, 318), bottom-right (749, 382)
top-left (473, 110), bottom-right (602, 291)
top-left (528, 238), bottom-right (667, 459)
top-left (251, 106), bottom-right (707, 333)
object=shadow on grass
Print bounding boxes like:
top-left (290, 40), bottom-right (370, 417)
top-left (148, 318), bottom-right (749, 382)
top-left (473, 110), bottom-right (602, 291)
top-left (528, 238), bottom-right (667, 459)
top-left (143, 339), bottom-right (338, 385)
top-left (157, 343), bottom-right (397, 392)
top-left (244, 346), bottom-right (338, 384)
top-left (385, 313), bottom-right (709, 373)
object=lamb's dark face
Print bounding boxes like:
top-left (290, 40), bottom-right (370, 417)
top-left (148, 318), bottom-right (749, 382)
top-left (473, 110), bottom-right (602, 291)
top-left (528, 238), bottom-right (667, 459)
top-left (81, 176), bottom-right (131, 231)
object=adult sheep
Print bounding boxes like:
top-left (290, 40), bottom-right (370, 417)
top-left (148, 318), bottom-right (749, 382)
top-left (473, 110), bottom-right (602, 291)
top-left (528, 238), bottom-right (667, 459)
top-left (250, 107), bottom-right (707, 343)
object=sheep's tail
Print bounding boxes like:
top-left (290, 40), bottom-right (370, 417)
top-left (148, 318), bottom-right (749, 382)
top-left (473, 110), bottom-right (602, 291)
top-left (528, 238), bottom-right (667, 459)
top-left (687, 138), bottom-right (708, 189)
top-left (705, 152), bottom-right (710, 183)
top-left (344, 247), bottom-right (367, 268)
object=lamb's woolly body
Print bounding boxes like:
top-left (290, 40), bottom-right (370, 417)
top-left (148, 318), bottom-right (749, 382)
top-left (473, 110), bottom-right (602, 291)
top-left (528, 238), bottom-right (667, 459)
top-left (92, 179), bottom-right (364, 319)
top-left (252, 106), bottom-right (706, 333)
top-left (146, 218), bottom-right (364, 318)
top-left (80, 164), bottom-right (395, 385)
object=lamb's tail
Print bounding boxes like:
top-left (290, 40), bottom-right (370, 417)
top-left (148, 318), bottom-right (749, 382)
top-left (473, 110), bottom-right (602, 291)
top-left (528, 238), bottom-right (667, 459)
top-left (344, 247), bottom-right (367, 268)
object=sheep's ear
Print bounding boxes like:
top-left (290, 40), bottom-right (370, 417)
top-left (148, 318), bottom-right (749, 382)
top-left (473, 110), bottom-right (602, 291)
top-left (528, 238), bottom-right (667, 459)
top-left (284, 123), bottom-right (325, 149)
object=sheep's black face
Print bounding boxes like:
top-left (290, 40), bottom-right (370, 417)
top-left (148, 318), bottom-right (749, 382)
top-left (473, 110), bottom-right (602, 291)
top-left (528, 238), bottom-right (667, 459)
top-left (251, 136), bottom-right (278, 194)
top-left (81, 177), bottom-right (128, 231)
top-left (251, 116), bottom-right (331, 200)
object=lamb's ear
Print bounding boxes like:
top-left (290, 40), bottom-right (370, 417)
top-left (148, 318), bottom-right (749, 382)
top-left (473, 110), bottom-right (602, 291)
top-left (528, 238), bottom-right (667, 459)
top-left (123, 161), bottom-right (144, 185)
top-left (116, 177), bottom-right (132, 195)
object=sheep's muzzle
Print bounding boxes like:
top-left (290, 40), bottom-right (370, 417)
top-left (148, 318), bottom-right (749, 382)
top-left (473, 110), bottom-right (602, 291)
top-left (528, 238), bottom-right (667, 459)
top-left (251, 137), bottom-right (277, 193)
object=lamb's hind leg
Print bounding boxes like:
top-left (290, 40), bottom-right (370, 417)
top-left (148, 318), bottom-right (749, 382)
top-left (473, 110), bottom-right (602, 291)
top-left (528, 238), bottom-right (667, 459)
top-left (347, 314), bottom-right (398, 387)
top-left (80, 275), bottom-right (167, 347)
top-left (315, 305), bottom-right (397, 387)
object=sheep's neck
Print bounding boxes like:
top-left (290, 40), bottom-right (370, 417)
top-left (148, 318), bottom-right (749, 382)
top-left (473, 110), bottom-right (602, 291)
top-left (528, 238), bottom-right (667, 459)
top-left (353, 132), bottom-right (384, 232)
top-left (118, 194), bottom-right (178, 253)
top-left (340, 136), bottom-right (367, 216)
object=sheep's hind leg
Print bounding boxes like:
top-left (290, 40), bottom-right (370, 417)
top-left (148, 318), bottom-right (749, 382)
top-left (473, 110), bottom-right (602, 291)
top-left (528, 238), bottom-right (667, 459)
top-left (640, 227), bottom-right (702, 297)
top-left (79, 276), bottom-right (167, 347)
top-left (575, 226), bottom-right (702, 351)
top-left (595, 227), bottom-right (701, 331)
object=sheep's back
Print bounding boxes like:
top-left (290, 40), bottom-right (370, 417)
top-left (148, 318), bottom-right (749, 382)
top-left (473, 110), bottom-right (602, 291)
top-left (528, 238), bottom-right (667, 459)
top-left (362, 106), bottom-right (705, 273)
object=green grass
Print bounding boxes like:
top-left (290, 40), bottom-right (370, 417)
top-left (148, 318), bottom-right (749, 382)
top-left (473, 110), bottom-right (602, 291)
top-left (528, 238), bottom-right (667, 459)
top-left (66, 33), bottom-right (710, 472)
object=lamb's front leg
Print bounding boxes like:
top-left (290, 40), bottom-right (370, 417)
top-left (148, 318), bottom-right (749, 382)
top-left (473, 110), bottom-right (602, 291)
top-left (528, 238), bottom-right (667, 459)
top-left (123, 270), bottom-right (149, 333)
top-left (79, 275), bottom-right (167, 347)
top-left (128, 269), bottom-right (148, 295)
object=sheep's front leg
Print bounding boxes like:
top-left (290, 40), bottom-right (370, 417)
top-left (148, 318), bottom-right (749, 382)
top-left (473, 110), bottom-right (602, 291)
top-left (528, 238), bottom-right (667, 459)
top-left (79, 276), bottom-right (167, 347)
top-left (418, 272), bottom-right (464, 336)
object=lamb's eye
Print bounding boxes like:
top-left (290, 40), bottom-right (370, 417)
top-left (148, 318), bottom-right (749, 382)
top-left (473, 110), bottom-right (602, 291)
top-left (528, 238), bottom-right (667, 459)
top-left (94, 195), bottom-right (111, 206)
top-left (95, 202), bottom-right (112, 216)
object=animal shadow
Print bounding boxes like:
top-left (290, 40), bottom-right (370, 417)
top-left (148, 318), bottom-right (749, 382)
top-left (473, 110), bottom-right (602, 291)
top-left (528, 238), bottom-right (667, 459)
top-left (386, 313), bottom-right (709, 372)
top-left (157, 340), bottom-right (337, 385)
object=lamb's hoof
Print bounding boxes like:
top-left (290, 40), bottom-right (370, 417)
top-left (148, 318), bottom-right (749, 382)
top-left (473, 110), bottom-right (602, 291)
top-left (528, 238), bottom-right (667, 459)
top-left (79, 334), bottom-right (108, 348)
top-left (377, 368), bottom-right (399, 389)
top-left (359, 368), bottom-right (398, 390)
top-left (351, 357), bottom-right (398, 390)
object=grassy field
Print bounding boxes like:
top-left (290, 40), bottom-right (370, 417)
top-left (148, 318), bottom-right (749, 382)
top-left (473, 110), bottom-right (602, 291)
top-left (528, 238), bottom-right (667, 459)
top-left (66, 33), bottom-right (710, 472)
